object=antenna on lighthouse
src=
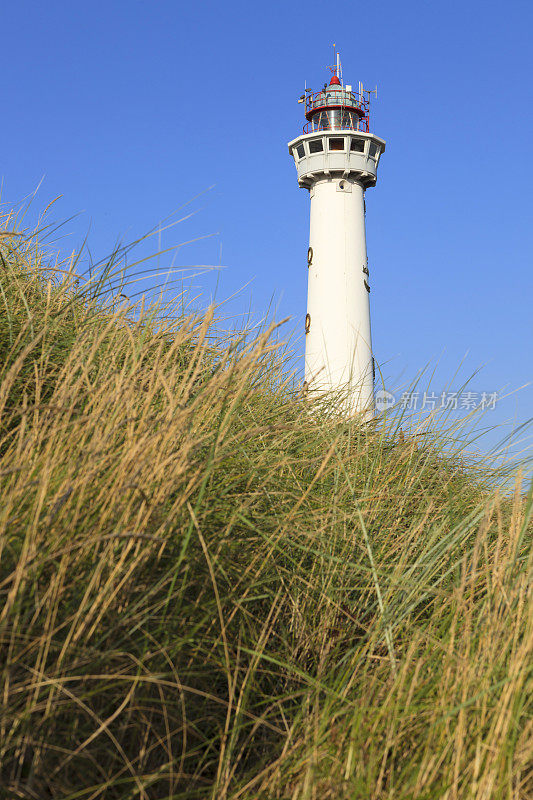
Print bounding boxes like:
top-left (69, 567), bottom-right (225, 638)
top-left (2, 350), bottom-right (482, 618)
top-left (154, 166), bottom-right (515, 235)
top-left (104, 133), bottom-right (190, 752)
top-left (328, 44), bottom-right (343, 84)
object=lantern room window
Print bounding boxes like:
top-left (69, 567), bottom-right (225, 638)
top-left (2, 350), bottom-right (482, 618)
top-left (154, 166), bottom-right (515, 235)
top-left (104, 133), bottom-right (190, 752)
top-left (329, 138), bottom-right (345, 151)
top-left (309, 139), bottom-right (324, 154)
top-left (350, 138), bottom-right (365, 153)
top-left (369, 142), bottom-right (379, 158)
top-left (296, 144), bottom-right (305, 159)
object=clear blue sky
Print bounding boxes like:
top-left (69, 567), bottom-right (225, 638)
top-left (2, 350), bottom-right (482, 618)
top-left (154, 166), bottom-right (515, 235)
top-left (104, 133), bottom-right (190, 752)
top-left (2, 0), bottom-right (532, 463)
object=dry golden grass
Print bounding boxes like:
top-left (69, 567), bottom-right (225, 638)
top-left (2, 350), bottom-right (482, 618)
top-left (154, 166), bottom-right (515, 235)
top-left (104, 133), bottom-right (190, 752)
top-left (0, 214), bottom-right (531, 799)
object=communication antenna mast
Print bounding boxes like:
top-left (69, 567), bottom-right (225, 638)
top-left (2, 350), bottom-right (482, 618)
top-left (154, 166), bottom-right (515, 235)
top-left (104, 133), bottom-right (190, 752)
top-left (329, 43), bottom-right (343, 83)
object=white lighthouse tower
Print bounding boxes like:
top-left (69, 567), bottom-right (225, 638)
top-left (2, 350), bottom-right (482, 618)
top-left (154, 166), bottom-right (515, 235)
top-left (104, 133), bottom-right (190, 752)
top-left (288, 55), bottom-right (385, 416)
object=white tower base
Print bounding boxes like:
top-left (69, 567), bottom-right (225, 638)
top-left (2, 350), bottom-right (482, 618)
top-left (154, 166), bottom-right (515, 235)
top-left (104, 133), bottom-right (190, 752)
top-left (306, 176), bottom-right (373, 417)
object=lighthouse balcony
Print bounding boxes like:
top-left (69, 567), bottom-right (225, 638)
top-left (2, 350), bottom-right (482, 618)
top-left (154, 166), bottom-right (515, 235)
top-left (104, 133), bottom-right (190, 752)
top-left (288, 131), bottom-right (386, 189)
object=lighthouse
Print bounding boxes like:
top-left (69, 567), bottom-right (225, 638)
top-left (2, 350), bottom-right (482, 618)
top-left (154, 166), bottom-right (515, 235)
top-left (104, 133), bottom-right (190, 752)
top-left (288, 55), bottom-right (385, 416)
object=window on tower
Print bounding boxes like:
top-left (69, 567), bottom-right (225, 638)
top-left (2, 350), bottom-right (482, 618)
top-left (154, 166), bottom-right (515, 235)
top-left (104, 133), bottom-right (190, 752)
top-left (296, 144), bottom-right (305, 159)
top-left (369, 142), bottom-right (379, 159)
top-left (350, 138), bottom-right (365, 153)
top-left (308, 139), bottom-right (324, 154)
top-left (329, 138), bottom-right (345, 151)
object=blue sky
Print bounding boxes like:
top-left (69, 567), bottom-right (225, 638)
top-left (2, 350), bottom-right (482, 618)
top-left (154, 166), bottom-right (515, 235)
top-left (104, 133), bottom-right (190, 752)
top-left (2, 0), bottom-right (532, 463)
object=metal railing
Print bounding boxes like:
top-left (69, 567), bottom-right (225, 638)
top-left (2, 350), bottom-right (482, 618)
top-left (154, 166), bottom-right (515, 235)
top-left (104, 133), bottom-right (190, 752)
top-left (304, 88), bottom-right (370, 133)
top-left (305, 88), bottom-right (367, 113)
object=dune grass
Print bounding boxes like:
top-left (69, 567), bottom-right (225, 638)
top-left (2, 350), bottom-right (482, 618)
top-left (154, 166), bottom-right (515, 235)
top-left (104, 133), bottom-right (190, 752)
top-left (0, 216), bottom-right (531, 799)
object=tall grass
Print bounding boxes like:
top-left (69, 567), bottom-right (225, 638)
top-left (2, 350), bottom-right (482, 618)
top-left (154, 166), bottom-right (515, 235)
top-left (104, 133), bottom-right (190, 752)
top-left (0, 215), bottom-right (531, 799)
